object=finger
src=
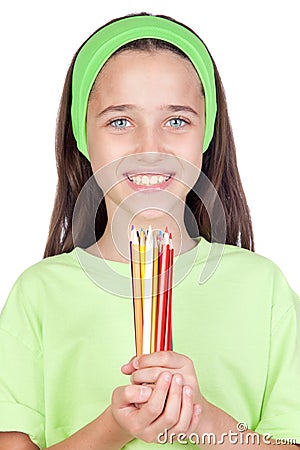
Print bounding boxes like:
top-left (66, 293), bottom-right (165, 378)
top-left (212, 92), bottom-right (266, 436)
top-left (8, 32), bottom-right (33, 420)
top-left (112, 384), bottom-right (152, 408)
top-left (134, 383), bottom-right (155, 409)
top-left (154, 374), bottom-right (183, 430)
top-left (137, 372), bottom-right (172, 424)
top-left (186, 403), bottom-right (202, 434)
top-left (130, 367), bottom-right (165, 385)
top-left (170, 385), bottom-right (194, 434)
top-left (132, 351), bottom-right (185, 371)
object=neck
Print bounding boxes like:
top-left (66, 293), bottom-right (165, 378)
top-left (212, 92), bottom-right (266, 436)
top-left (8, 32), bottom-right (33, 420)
top-left (86, 205), bottom-right (197, 262)
top-left (87, 196), bottom-right (196, 262)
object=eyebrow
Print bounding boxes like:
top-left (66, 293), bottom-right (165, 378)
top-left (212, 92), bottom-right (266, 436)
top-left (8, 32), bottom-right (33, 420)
top-left (162, 105), bottom-right (199, 116)
top-left (97, 104), bottom-right (199, 118)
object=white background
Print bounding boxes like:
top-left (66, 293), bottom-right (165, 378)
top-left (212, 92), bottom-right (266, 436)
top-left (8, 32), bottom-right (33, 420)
top-left (0, 0), bottom-right (299, 309)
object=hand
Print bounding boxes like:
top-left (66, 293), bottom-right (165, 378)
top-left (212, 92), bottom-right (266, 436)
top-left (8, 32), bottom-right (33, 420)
top-left (111, 371), bottom-right (202, 444)
top-left (122, 351), bottom-right (203, 406)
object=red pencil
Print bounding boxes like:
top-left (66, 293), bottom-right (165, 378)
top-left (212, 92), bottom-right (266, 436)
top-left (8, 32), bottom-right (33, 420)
top-left (164, 236), bottom-right (174, 351)
top-left (155, 230), bottom-right (170, 351)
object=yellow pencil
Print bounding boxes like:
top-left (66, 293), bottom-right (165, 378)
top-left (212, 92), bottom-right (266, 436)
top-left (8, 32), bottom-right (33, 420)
top-left (143, 226), bottom-right (153, 354)
top-left (150, 231), bottom-right (159, 352)
top-left (139, 229), bottom-right (146, 307)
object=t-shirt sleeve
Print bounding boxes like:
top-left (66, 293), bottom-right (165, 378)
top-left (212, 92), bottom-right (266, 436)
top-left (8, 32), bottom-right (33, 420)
top-left (0, 274), bottom-right (45, 449)
top-left (254, 267), bottom-right (300, 443)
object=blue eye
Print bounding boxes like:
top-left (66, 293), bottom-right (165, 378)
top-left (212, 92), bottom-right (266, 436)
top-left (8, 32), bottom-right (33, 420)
top-left (166, 118), bottom-right (188, 128)
top-left (109, 118), bottom-right (131, 129)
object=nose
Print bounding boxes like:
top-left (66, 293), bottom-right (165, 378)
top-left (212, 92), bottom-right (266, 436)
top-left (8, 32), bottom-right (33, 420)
top-left (134, 126), bottom-right (166, 163)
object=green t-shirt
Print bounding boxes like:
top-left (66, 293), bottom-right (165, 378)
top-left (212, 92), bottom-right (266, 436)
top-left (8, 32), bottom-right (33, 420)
top-left (0, 237), bottom-right (299, 448)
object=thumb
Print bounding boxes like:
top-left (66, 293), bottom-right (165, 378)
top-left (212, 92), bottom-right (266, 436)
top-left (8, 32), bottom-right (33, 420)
top-left (112, 384), bottom-right (152, 408)
top-left (121, 355), bottom-right (139, 375)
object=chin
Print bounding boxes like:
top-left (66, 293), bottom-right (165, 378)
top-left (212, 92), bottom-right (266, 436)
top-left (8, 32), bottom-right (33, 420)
top-left (132, 202), bottom-right (182, 224)
top-left (136, 208), bottom-right (169, 220)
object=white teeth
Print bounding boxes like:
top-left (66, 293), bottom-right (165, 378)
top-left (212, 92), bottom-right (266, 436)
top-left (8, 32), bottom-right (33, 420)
top-left (128, 174), bottom-right (170, 186)
top-left (142, 175), bottom-right (149, 185)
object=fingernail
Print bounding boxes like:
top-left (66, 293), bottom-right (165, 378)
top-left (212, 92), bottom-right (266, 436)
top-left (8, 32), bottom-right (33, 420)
top-left (175, 376), bottom-right (183, 385)
top-left (164, 372), bottom-right (171, 382)
top-left (140, 385), bottom-right (152, 400)
top-left (195, 405), bottom-right (202, 416)
top-left (184, 386), bottom-right (193, 397)
top-left (133, 358), bottom-right (139, 369)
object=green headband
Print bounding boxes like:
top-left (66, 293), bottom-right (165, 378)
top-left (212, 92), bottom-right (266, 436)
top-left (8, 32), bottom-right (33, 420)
top-left (71, 15), bottom-right (217, 160)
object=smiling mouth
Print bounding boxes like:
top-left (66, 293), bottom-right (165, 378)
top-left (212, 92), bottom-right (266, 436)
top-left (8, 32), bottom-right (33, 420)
top-left (127, 173), bottom-right (172, 186)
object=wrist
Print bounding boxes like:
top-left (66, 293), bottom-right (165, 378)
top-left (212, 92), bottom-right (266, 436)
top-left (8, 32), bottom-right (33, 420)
top-left (195, 400), bottom-right (256, 449)
top-left (195, 398), bottom-right (236, 438)
top-left (46, 406), bottom-right (134, 450)
top-left (102, 406), bottom-right (133, 447)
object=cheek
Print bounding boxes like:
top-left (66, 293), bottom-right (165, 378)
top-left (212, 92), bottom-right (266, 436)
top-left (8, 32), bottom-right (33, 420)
top-left (89, 156), bottom-right (120, 195)
top-left (87, 132), bottom-right (112, 173)
top-left (88, 147), bottom-right (105, 175)
top-left (177, 141), bottom-right (203, 190)
top-left (177, 136), bottom-right (203, 168)
top-left (87, 126), bottom-right (129, 167)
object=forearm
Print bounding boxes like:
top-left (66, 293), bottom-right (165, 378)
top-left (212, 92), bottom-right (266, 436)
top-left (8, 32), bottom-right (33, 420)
top-left (46, 406), bottom-right (133, 450)
top-left (196, 399), bottom-right (298, 449)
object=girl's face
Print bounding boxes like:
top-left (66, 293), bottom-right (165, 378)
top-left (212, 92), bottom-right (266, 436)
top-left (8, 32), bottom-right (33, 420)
top-left (86, 49), bottom-right (205, 221)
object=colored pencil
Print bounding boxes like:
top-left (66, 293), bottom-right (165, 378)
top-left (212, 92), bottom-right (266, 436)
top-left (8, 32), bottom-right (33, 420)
top-left (139, 229), bottom-right (146, 306)
top-left (155, 230), bottom-right (170, 351)
top-left (130, 226), bottom-right (174, 355)
top-left (164, 234), bottom-right (174, 351)
top-left (131, 227), bottom-right (143, 356)
top-left (150, 232), bottom-right (159, 352)
top-left (142, 226), bottom-right (153, 354)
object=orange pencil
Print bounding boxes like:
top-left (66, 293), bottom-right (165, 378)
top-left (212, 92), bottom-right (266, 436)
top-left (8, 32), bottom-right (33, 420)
top-left (131, 228), bottom-right (143, 355)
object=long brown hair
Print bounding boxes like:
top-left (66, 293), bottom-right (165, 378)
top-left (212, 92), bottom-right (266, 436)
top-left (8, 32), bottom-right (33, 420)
top-left (44, 13), bottom-right (254, 258)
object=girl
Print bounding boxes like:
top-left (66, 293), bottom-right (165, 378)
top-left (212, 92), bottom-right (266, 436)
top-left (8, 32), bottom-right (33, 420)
top-left (0, 12), bottom-right (299, 450)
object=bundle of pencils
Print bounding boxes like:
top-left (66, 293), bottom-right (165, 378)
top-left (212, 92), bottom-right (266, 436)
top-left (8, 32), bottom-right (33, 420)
top-left (130, 225), bottom-right (174, 355)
